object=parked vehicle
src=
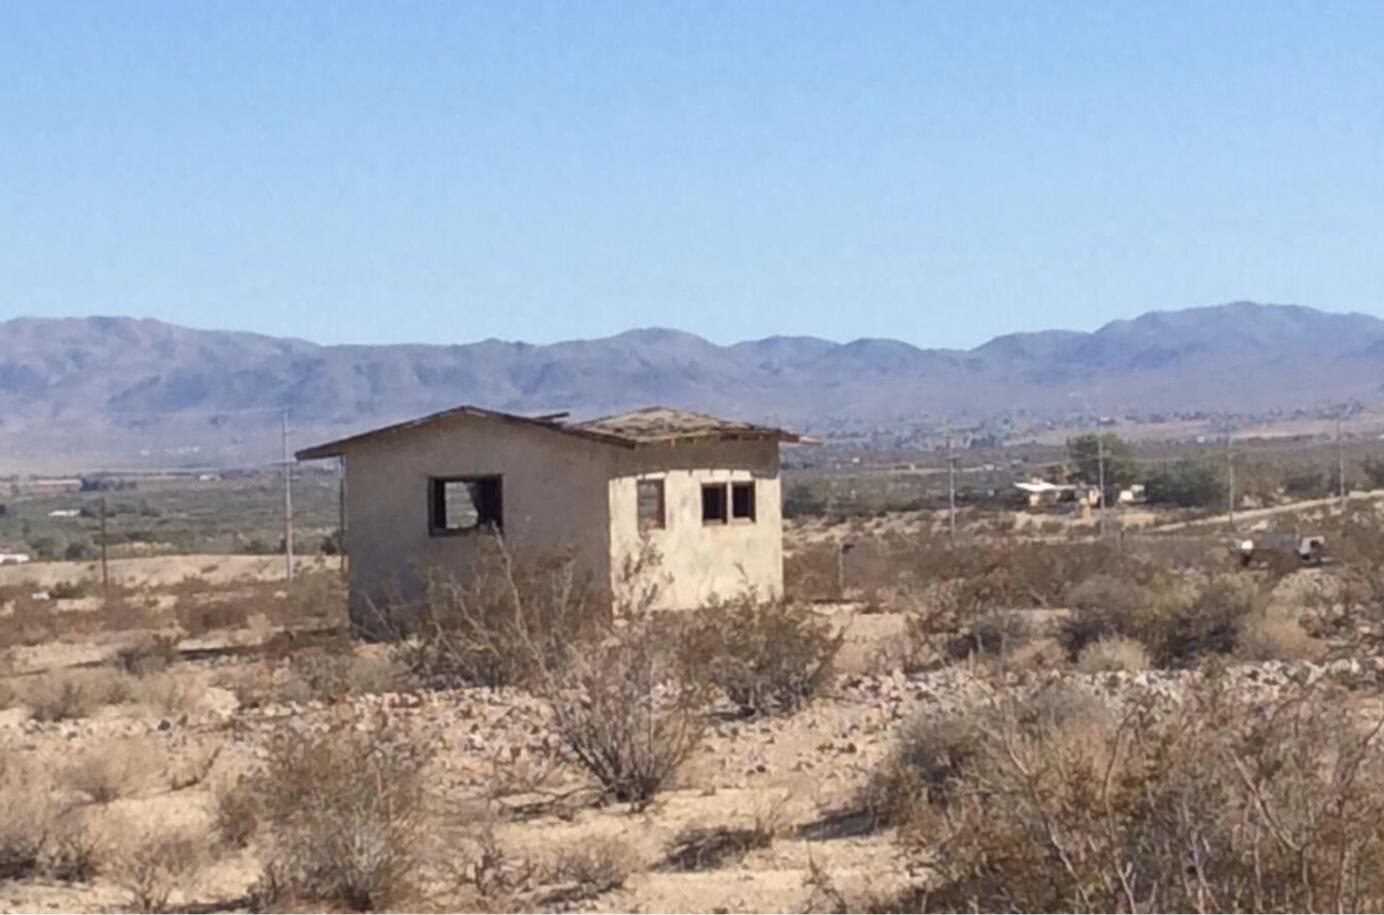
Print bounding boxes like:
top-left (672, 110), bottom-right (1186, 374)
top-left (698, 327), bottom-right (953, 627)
top-left (1237, 533), bottom-right (1325, 567)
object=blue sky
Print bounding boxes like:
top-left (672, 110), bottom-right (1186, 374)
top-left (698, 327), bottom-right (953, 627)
top-left (3, 1), bottom-right (1384, 349)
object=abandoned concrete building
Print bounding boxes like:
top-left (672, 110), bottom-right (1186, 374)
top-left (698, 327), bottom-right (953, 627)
top-left (296, 405), bottom-right (801, 621)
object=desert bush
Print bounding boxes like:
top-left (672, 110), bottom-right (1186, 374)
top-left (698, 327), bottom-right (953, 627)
top-left (678, 598), bottom-right (842, 716)
top-left (116, 634), bottom-right (181, 677)
top-left (1061, 572), bottom-right (1264, 669)
top-left (22, 668), bottom-right (133, 721)
top-left (252, 710), bottom-right (429, 911)
top-left (546, 837), bottom-right (631, 901)
top-left (538, 618), bottom-right (707, 807)
top-left (856, 711), bottom-right (983, 829)
top-left (47, 579), bottom-right (94, 601)
top-left (893, 678), bottom-right (1384, 913)
top-left (662, 818), bottom-right (777, 871)
top-left (116, 830), bottom-right (206, 913)
top-left (394, 544), bottom-right (603, 688)
top-left (784, 543), bottom-right (842, 602)
top-left (174, 597), bottom-right (250, 637)
top-left (62, 737), bottom-right (165, 803)
top-left (1076, 635), bottom-right (1150, 672)
top-left (947, 608), bottom-right (1031, 659)
top-left (212, 776), bottom-right (260, 849)
top-left (1236, 607), bottom-right (1322, 662)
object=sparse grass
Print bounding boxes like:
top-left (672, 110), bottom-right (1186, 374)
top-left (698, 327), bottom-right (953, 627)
top-left (1076, 635), bottom-right (1151, 673)
top-left (1236, 607), bottom-right (1323, 662)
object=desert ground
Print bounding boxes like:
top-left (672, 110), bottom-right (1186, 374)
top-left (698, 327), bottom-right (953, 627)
top-left (5, 480), bottom-right (1384, 913)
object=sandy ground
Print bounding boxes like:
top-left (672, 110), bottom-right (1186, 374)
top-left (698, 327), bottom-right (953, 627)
top-left (0, 553), bottom-right (339, 589)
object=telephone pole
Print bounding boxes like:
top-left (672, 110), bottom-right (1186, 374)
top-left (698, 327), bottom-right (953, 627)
top-left (944, 419), bottom-right (957, 540)
top-left (282, 410), bottom-right (295, 582)
top-left (1097, 431), bottom-right (1108, 538)
top-left (99, 495), bottom-right (109, 605)
top-left (1226, 425), bottom-right (1236, 532)
top-left (1338, 413), bottom-right (1348, 505)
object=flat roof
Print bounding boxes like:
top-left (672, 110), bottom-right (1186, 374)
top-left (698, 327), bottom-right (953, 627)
top-left (296, 404), bottom-right (800, 460)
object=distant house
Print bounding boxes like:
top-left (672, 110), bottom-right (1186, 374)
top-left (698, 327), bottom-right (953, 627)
top-left (1014, 479), bottom-right (1101, 509)
top-left (0, 550), bottom-right (30, 566)
top-left (296, 405), bottom-right (801, 625)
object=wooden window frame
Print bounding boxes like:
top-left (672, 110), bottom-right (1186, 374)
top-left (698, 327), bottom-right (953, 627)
top-left (701, 482), bottom-right (729, 526)
top-left (637, 478), bottom-right (666, 531)
top-left (428, 475), bottom-right (503, 536)
top-left (731, 481), bottom-right (757, 523)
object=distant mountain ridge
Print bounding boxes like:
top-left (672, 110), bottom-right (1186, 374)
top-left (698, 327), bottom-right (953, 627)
top-left (4, 301), bottom-right (1384, 465)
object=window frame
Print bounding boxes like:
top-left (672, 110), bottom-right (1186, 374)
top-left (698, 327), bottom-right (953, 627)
top-left (731, 480), bottom-right (757, 523)
top-left (636, 478), bottom-right (666, 531)
top-left (428, 474), bottom-right (503, 536)
top-left (701, 482), bottom-right (729, 526)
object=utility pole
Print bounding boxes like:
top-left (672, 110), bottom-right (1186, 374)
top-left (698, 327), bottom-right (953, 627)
top-left (282, 410), bottom-right (295, 582)
top-left (1338, 413), bottom-right (1348, 506)
top-left (1226, 426), bottom-right (1236, 532)
top-left (1097, 432), bottom-right (1108, 539)
top-left (944, 419), bottom-right (957, 540)
top-left (99, 495), bottom-right (109, 605)
top-left (337, 456), bottom-right (347, 580)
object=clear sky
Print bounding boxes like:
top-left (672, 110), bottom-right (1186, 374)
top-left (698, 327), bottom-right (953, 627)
top-left (3, 1), bottom-right (1384, 349)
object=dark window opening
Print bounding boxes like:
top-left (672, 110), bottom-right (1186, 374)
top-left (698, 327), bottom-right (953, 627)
top-left (701, 483), bottom-right (728, 525)
top-left (637, 479), bottom-right (665, 530)
top-left (732, 482), bottom-right (756, 521)
top-left (429, 476), bottom-right (502, 535)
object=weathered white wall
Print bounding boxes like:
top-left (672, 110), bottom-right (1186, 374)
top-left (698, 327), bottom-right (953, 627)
top-left (607, 439), bottom-right (783, 609)
top-left (341, 415), bottom-right (616, 623)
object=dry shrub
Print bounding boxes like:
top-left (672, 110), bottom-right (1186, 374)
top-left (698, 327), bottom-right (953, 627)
top-left (212, 775), bottom-right (260, 849)
top-left (394, 544), bottom-right (603, 688)
top-left (1061, 572), bottom-right (1265, 669)
top-left (784, 543), bottom-right (843, 602)
top-left (283, 647), bottom-right (411, 703)
top-left (892, 678), bottom-right (1384, 913)
top-left (252, 710), bottom-right (429, 911)
top-left (1236, 608), bottom-right (1323, 662)
top-left (538, 618), bottom-right (707, 808)
top-left (856, 711), bottom-right (984, 829)
top-left (129, 670), bottom-right (204, 719)
top-left (62, 737), bottom-right (165, 803)
top-left (1076, 635), bottom-right (1150, 673)
top-left (678, 598), bottom-right (843, 716)
top-left (174, 596), bottom-right (250, 637)
top-left (116, 633), bottom-right (181, 677)
top-left (22, 668), bottom-right (133, 721)
top-left (115, 830), bottom-right (206, 913)
top-left (0, 762), bottom-right (100, 884)
top-left (662, 819), bottom-right (776, 871)
top-left (546, 837), bottom-right (631, 902)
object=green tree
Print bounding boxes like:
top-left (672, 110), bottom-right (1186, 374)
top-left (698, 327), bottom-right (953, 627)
top-left (1066, 433), bottom-right (1138, 490)
top-left (1145, 459), bottom-right (1226, 508)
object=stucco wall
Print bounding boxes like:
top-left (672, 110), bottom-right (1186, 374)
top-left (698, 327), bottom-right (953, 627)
top-left (607, 439), bottom-right (783, 609)
top-left (341, 415), bottom-right (617, 622)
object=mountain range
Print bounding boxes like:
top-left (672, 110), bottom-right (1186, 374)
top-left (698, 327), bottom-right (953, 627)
top-left (4, 301), bottom-right (1384, 467)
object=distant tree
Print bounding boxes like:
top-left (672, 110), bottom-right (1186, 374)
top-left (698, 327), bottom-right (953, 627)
top-left (1362, 456), bottom-right (1384, 490)
top-left (0, 502), bottom-right (7, 518)
top-left (783, 483), bottom-right (828, 518)
top-left (64, 540), bottom-right (95, 561)
top-left (1066, 433), bottom-right (1138, 490)
top-left (1283, 466), bottom-right (1331, 499)
top-left (1145, 459), bottom-right (1226, 508)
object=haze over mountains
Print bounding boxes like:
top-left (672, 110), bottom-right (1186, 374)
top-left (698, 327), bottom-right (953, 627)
top-left (4, 301), bottom-right (1384, 467)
